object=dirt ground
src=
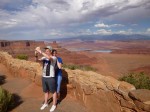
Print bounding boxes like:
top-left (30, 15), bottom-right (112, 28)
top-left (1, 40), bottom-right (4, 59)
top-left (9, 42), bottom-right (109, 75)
top-left (60, 40), bottom-right (150, 79)
top-left (79, 52), bottom-right (150, 79)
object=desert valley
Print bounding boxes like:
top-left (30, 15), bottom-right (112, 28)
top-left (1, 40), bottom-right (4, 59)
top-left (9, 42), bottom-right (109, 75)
top-left (1, 39), bottom-right (150, 79)
top-left (59, 39), bottom-right (150, 78)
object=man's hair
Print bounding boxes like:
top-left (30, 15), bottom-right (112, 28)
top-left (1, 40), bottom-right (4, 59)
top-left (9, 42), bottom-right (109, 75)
top-left (45, 48), bottom-right (52, 52)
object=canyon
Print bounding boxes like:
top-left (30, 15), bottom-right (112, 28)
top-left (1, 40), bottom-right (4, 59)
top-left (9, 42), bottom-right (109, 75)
top-left (1, 40), bottom-right (150, 78)
top-left (0, 51), bottom-right (150, 112)
top-left (0, 40), bottom-right (150, 112)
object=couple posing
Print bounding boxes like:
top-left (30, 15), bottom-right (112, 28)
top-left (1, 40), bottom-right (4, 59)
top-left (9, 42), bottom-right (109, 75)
top-left (35, 46), bottom-right (63, 112)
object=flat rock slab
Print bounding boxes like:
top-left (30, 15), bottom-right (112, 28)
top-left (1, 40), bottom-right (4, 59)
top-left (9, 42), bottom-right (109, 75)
top-left (1, 76), bottom-right (87, 112)
top-left (129, 89), bottom-right (150, 102)
top-left (10, 97), bottom-right (87, 112)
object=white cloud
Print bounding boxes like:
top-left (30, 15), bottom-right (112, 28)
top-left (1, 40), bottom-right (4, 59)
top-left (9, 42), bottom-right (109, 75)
top-left (95, 23), bottom-right (124, 28)
top-left (94, 29), bottom-right (112, 35)
top-left (131, 24), bottom-right (138, 26)
top-left (95, 23), bottom-right (109, 28)
top-left (0, 0), bottom-right (149, 29)
top-left (147, 28), bottom-right (150, 32)
top-left (117, 30), bottom-right (129, 35)
top-left (111, 24), bottom-right (124, 27)
top-left (45, 29), bottom-right (62, 36)
top-left (79, 29), bottom-right (93, 35)
top-left (143, 28), bottom-right (150, 35)
top-left (94, 28), bottom-right (135, 35)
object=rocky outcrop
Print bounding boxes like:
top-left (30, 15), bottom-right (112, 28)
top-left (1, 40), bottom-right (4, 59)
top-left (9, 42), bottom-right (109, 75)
top-left (0, 51), bottom-right (150, 112)
top-left (0, 52), bottom-right (42, 82)
top-left (64, 69), bottom-right (138, 112)
top-left (129, 89), bottom-right (150, 112)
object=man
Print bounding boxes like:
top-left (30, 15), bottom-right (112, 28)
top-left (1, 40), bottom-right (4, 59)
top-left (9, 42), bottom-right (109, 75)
top-left (35, 46), bottom-right (57, 112)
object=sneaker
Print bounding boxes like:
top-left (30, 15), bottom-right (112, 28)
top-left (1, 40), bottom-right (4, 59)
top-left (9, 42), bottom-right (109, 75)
top-left (50, 105), bottom-right (56, 112)
top-left (40, 103), bottom-right (48, 110)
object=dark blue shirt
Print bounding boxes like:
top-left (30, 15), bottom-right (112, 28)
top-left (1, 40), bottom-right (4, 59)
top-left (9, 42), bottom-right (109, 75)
top-left (56, 57), bottom-right (63, 76)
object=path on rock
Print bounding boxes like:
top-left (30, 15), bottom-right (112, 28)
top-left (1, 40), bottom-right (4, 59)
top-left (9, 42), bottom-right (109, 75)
top-left (0, 65), bottom-right (87, 112)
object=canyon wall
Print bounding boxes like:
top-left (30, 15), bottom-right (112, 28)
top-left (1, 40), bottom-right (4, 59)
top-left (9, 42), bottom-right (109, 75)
top-left (0, 51), bottom-right (149, 112)
top-left (0, 40), bottom-right (61, 58)
top-left (0, 40), bottom-right (45, 58)
top-left (0, 40), bottom-right (95, 66)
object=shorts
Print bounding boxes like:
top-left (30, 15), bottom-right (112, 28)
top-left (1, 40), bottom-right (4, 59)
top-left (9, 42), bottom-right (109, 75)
top-left (42, 77), bottom-right (56, 93)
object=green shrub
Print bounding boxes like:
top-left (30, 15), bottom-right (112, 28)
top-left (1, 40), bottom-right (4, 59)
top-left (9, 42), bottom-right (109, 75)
top-left (16, 54), bottom-right (28, 60)
top-left (119, 72), bottom-right (150, 90)
top-left (63, 64), bottom-right (96, 71)
top-left (0, 87), bottom-right (15, 112)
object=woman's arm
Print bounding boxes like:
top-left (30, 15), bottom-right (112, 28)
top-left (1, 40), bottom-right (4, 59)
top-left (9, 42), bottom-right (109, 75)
top-left (57, 60), bottom-right (62, 69)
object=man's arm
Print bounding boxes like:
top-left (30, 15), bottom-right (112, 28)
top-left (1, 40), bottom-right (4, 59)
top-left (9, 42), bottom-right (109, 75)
top-left (35, 51), bottom-right (40, 62)
top-left (35, 55), bottom-right (43, 62)
top-left (41, 52), bottom-right (53, 62)
top-left (35, 50), bottom-right (44, 62)
top-left (35, 47), bottom-right (53, 61)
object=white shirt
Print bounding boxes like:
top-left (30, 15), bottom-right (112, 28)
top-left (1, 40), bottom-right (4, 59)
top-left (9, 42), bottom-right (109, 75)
top-left (42, 56), bottom-right (57, 78)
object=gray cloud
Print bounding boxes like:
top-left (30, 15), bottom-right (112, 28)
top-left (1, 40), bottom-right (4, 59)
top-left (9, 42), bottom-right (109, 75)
top-left (81, 0), bottom-right (150, 22)
top-left (0, 0), bottom-right (150, 39)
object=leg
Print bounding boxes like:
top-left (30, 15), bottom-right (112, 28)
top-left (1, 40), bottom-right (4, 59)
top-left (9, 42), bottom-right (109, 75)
top-left (44, 92), bottom-right (49, 104)
top-left (53, 92), bottom-right (57, 105)
top-left (42, 77), bottom-right (49, 104)
top-left (56, 75), bottom-right (62, 99)
top-left (50, 92), bottom-right (57, 112)
top-left (41, 77), bottom-right (49, 110)
top-left (40, 92), bottom-right (49, 110)
top-left (49, 78), bottom-right (57, 112)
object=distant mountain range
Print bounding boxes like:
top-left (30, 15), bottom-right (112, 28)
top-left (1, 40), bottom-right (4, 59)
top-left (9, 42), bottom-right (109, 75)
top-left (39, 34), bottom-right (150, 42)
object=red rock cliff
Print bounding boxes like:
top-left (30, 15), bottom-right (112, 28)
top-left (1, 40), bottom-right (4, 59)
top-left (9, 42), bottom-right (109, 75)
top-left (0, 51), bottom-right (149, 112)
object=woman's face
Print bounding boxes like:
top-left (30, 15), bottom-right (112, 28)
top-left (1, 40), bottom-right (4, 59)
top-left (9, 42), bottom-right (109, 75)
top-left (45, 49), bottom-right (51, 55)
top-left (53, 51), bottom-right (57, 56)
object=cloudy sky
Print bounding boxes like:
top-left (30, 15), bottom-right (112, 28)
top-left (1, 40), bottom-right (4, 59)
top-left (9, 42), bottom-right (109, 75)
top-left (0, 0), bottom-right (150, 40)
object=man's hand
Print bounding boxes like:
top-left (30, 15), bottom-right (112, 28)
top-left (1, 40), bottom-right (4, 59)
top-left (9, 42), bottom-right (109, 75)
top-left (35, 47), bottom-right (42, 54)
top-left (35, 51), bottom-right (38, 57)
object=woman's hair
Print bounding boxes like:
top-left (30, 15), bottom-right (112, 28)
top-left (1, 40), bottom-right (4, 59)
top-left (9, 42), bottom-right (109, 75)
top-left (52, 49), bottom-right (57, 54)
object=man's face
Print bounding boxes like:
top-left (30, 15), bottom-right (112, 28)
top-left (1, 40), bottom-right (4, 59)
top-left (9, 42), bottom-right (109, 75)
top-left (45, 49), bottom-right (51, 55)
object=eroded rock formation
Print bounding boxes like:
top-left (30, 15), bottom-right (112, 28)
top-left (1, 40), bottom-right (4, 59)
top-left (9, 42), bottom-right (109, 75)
top-left (0, 51), bottom-right (149, 112)
top-left (0, 40), bottom-right (45, 58)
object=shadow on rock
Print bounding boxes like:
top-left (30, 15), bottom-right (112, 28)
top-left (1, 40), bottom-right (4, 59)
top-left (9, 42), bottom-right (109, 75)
top-left (8, 94), bottom-right (23, 111)
top-left (58, 69), bottom-right (69, 104)
top-left (42, 97), bottom-right (53, 105)
top-left (0, 75), bottom-right (6, 85)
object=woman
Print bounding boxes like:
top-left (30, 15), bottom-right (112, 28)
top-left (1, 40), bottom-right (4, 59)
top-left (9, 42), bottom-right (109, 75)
top-left (52, 49), bottom-right (63, 100)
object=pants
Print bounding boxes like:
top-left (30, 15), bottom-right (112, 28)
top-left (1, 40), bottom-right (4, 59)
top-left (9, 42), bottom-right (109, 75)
top-left (56, 75), bottom-right (62, 93)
